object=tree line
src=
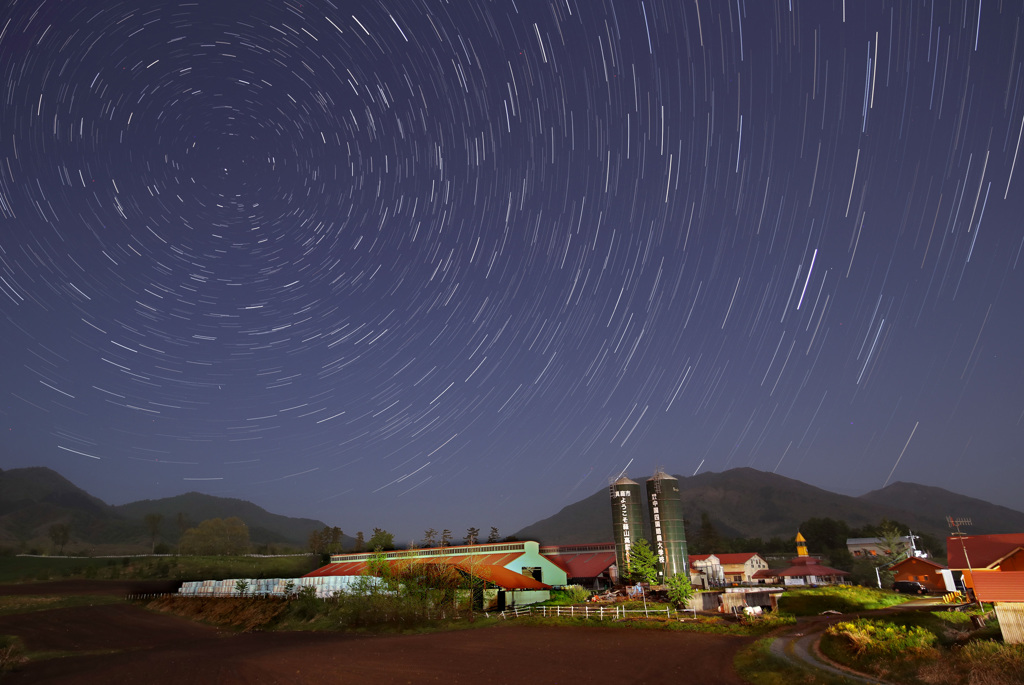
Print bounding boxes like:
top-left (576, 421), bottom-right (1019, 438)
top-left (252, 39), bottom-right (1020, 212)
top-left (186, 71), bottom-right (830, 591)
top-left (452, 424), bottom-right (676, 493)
top-left (306, 525), bottom-right (509, 556)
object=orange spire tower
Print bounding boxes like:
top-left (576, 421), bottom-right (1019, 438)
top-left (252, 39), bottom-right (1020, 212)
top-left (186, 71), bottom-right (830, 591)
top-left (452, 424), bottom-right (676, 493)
top-left (795, 531), bottom-right (808, 557)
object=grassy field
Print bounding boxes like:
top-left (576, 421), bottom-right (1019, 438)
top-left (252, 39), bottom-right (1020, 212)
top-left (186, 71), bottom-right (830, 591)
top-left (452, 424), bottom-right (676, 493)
top-left (0, 554), bottom-right (322, 584)
top-left (777, 585), bottom-right (912, 616)
top-left (0, 594), bottom-right (122, 616)
top-left (819, 608), bottom-right (1024, 684)
top-left (733, 638), bottom-right (856, 685)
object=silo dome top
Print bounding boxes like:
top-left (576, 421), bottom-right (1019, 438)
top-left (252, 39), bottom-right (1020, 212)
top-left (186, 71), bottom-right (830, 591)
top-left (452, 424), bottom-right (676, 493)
top-left (613, 476), bottom-right (639, 486)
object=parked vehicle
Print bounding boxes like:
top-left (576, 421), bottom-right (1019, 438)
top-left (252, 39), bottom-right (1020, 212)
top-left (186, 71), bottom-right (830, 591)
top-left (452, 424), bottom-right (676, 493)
top-left (892, 580), bottom-right (927, 594)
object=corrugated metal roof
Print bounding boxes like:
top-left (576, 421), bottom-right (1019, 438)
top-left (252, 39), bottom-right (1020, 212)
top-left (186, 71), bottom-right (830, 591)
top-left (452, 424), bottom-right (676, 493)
top-left (304, 556), bottom-right (550, 590)
top-left (947, 534), bottom-right (1024, 569)
top-left (305, 561), bottom-right (366, 577)
top-left (973, 571), bottom-right (1024, 602)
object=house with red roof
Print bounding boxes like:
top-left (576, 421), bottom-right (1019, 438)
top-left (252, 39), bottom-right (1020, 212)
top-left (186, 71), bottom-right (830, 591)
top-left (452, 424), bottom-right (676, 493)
top-left (889, 556), bottom-right (947, 593)
top-left (947, 533), bottom-right (1024, 643)
top-left (765, 532), bottom-right (850, 586)
top-left (946, 533), bottom-right (1024, 593)
top-left (689, 552), bottom-right (771, 588)
top-left (773, 555), bottom-right (850, 586)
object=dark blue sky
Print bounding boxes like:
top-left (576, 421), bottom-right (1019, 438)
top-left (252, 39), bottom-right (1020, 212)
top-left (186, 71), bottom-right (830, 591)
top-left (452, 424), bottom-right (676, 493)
top-left (2, 0), bottom-right (1022, 543)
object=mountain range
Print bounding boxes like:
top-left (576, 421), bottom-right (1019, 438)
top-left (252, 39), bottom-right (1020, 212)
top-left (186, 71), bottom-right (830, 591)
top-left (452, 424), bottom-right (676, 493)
top-left (0, 466), bottom-right (330, 553)
top-left (4, 465), bottom-right (1022, 555)
top-left (513, 467), bottom-right (1024, 546)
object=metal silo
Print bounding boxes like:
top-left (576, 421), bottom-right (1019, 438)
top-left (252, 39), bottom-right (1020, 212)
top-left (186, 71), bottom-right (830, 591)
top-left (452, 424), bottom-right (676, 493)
top-left (646, 470), bottom-right (688, 580)
top-left (609, 476), bottom-right (644, 581)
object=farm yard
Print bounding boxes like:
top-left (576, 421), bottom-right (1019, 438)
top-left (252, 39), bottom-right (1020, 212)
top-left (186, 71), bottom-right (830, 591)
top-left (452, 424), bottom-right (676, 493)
top-left (0, 580), bottom-right (753, 684)
top-left (2, 575), bottom-right (1022, 684)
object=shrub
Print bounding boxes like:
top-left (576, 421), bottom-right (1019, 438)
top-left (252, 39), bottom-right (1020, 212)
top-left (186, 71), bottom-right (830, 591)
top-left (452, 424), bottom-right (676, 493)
top-left (826, 618), bottom-right (936, 655)
top-left (779, 585), bottom-right (910, 616)
top-left (291, 585), bottom-right (322, 620)
top-left (547, 585), bottom-right (592, 605)
top-left (0, 636), bottom-right (26, 672)
top-left (740, 611), bottom-right (797, 630)
top-left (665, 573), bottom-right (695, 607)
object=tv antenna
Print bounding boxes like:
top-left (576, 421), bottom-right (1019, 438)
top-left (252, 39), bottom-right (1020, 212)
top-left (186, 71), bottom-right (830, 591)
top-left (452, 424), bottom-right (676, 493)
top-left (946, 516), bottom-right (982, 610)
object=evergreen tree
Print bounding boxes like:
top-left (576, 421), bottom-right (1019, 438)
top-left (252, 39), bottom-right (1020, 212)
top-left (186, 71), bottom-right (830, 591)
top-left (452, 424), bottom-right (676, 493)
top-left (329, 526), bottom-right (343, 554)
top-left (665, 573), bottom-right (695, 606)
top-left (625, 538), bottom-right (659, 584)
top-left (368, 527), bottom-right (395, 551)
top-left (144, 513), bottom-right (163, 553)
top-left (696, 511), bottom-right (720, 553)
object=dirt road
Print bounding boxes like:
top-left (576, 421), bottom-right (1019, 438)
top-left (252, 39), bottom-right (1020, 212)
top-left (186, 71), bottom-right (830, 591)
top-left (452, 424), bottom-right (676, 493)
top-left (0, 582), bottom-right (753, 684)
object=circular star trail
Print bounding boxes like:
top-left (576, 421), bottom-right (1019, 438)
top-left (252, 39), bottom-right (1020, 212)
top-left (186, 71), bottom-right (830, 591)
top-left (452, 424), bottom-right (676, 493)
top-left (2, 1), bottom-right (1023, 538)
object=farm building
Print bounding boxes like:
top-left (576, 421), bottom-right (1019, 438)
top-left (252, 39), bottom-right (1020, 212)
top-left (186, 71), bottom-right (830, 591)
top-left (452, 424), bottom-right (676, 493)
top-left (773, 555), bottom-right (850, 586)
top-left (846, 535), bottom-right (920, 558)
top-left (178, 576), bottom-right (374, 598)
top-left (889, 556), bottom-right (948, 593)
top-left (539, 543), bottom-right (617, 588)
top-left (689, 552), bottom-right (771, 588)
top-left (306, 540), bottom-right (568, 608)
top-left (947, 533), bottom-right (1024, 597)
top-left (771, 532), bottom-right (849, 586)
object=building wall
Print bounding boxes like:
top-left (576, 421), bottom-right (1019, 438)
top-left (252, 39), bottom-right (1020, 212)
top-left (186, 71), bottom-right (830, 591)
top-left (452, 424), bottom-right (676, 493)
top-left (507, 541), bottom-right (568, 587)
top-left (893, 559), bottom-right (946, 593)
top-left (1001, 550), bottom-right (1024, 572)
top-left (847, 537), bottom-right (915, 557)
top-left (505, 590), bottom-right (550, 607)
top-left (725, 555), bottom-right (769, 582)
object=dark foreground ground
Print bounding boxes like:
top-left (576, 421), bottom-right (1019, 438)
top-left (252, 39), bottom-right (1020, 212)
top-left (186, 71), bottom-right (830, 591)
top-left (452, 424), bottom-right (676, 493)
top-left (0, 581), bottom-right (752, 684)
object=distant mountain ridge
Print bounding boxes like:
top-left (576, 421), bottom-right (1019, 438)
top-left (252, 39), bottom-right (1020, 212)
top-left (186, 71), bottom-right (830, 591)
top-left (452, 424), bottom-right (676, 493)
top-left (513, 467), bottom-right (1024, 546)
top-left (0, 466), bottom-right (329, 551)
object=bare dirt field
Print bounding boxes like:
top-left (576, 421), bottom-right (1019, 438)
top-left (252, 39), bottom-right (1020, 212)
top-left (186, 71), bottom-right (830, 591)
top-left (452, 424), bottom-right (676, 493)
top-left (0, 582), bottom-right (753, 684)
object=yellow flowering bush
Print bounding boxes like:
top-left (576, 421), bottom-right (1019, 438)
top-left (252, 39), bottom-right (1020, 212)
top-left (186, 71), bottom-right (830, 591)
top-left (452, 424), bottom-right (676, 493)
top-left (826, 618), bottom-right (936, 655)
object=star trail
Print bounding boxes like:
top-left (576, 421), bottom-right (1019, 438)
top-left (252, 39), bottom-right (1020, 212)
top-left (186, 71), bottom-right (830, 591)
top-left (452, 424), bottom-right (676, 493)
top-left (2, 0), bottom-right (1022, 540)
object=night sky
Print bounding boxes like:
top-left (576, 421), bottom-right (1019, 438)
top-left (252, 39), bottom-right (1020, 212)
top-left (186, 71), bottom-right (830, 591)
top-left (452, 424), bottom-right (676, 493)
top-left (2, 0), bottom-right (1022, 543)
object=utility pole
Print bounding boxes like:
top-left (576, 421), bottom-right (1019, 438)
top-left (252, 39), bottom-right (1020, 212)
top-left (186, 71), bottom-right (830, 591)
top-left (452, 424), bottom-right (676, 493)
top-left (947, 516), bottom-right (983, 610)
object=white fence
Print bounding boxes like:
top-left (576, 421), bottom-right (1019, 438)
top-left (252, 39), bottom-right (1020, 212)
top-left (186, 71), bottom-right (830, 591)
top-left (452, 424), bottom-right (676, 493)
top-left (495, 604), bottom-right (675, 620)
